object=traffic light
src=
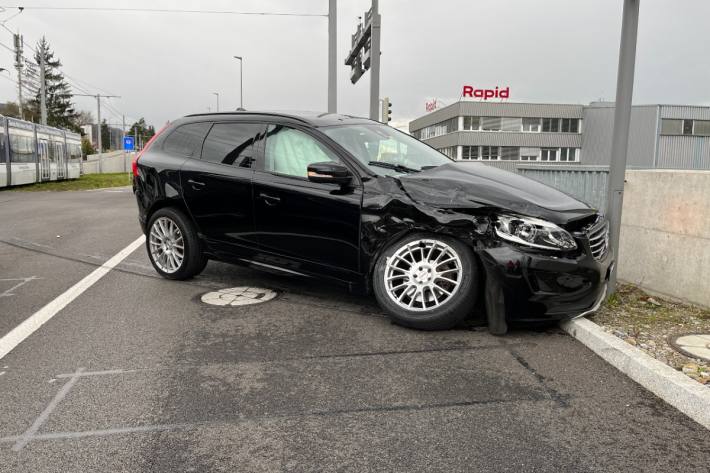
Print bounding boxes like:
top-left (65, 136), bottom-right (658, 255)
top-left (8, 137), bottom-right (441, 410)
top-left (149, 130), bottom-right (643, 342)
top-left (381, 97), bottom-right (393, 123)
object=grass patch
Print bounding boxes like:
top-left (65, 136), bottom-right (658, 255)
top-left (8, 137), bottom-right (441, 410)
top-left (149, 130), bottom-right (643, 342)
top-left (5, 173), bottom-right (131, 192)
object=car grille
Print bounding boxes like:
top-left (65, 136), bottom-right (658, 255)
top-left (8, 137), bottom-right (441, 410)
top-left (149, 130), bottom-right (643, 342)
top-left (586, 218), bottom-right (609, 261)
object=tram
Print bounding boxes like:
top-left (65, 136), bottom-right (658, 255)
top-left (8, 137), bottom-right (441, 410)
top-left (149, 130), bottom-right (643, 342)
top-left (0, 115), bottom-right (83, 188)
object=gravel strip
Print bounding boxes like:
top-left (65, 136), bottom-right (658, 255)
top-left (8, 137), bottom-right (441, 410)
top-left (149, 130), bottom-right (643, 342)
top-left (589, 284), bottom-right (710, 386)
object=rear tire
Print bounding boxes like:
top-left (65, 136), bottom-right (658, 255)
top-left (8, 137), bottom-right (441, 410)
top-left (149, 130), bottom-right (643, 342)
top-left (373, 233), bottom-right (479, 330)
top-left (146, 207), bottom-right (207, 280)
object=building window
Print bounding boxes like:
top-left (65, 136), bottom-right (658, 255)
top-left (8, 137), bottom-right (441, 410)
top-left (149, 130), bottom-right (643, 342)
top-left (694, 120), bottom-right (710, 136)
top-left (462, 145), bottom-right (479, 160)
top-left (481, 117), bottom-right (502, 131)
top-left (520, 147), bottom-right (539, 160)
top-left (541, 118), bottom-right (560, 132)
top-left (463, 116), bottom-right (480, 131)
top-left (559, 148), bottom-right (577, 162)
top-left (501, 147), bottom-right (520, 160)
top-left (560, 118), bottom-right (580, 133)
top-left (438, 146), bottom-right (457, 159)
top-left (682, 119), bottom-right (694, 135)
top-left (501, 118), bottom-right (522, 132)
top-left (540, 148), bottom-right (557, 161)
top-left (481, 146), bottom-right (500, 160)
top-left (522, 118), bottom-right (540, 132)
top-left (661, 119), bottom-right (683, 135)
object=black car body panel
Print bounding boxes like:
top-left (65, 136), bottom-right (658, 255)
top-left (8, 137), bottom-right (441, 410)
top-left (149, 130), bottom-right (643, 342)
top-left (397, 162), bottom-right (597, 224)
top-left (133, 111), bottom-right (613, 326)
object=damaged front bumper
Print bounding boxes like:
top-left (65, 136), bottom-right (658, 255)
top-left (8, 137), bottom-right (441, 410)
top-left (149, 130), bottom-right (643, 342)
top-left (478, 243), bottom-right (613, 325)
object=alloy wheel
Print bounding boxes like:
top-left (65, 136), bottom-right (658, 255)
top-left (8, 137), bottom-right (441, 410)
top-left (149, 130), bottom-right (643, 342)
top-left (384, 239), bottom-right (463, 311)
top-left (149, 216), bottom-right (185, 274)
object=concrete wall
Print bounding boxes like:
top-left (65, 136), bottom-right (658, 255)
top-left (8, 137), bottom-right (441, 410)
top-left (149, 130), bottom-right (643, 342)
top-left (82, 151), bottom-right (133, 174)
top-left (618, 170), bottom-right (710, 307)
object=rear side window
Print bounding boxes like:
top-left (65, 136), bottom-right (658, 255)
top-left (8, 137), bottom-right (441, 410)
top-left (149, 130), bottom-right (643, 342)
top-left (163, 122), bottom-right (211, 157)
top-left (201, 123), bottom-right (263, 166)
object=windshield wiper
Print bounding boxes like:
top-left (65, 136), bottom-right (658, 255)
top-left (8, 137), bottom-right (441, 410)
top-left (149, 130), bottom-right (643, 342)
top-left (367, 161), bottom-right (420, 174)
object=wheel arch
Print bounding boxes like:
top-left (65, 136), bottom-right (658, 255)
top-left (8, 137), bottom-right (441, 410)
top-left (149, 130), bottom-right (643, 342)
top-left (145, 197), bottom-right (193, 231)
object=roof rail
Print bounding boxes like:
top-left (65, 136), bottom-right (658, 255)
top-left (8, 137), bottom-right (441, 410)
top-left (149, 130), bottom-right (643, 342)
top-left (184, 111), bottom-right (311, 124)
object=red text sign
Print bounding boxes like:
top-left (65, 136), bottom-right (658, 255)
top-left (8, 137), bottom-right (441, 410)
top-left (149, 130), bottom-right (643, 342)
top-left (462, 86), bottom-right (510, 100)
top-left (425, 99), bottom-right (438, 112)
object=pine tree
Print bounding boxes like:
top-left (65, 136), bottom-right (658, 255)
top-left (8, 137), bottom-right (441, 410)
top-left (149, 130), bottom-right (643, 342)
top-left (29, 36), bottom-right (80, 132)
top-left (128, 118), bottom-right (156, 148)
top-left (101, 119), bottom-right (111, 151)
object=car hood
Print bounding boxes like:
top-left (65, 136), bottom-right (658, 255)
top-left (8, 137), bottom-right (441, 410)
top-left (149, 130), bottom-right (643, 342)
top-left (397, 162), bottom-right (597, 225)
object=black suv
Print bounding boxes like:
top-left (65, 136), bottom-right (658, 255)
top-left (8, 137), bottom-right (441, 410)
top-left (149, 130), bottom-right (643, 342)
top-left (133, 111), bottom-right (612, 334)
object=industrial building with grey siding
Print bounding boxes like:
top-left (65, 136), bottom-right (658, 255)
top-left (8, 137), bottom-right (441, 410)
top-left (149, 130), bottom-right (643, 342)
top-left (408, 101), bottom-right (710, 169)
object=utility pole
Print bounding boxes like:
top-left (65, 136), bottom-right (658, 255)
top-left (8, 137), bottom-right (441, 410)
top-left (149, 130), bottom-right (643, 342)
top-left (97, 96), bottom-right (102, 172)
top-left (213, 92), bottom-right (220, 112)
top-left (327, 0), bottom-right (336, 113)
top-left (368, 0), bottom-right (381, 121)
top-left (606, 0), bottom-right (640, 296)
top-left (122, 114), bottom-right (126, 172)
top-left (74, 93), bottom-right (120, 174)
top-left (13, 33), bottom-right (23, 120)
top-left (39, 41), bottom-right (47, 125)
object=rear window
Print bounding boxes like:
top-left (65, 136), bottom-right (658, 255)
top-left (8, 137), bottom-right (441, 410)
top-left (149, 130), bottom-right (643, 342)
top-left (201, 123), bottom-right (263, 166)
top-left (163, 122), bottom-right (211, 157)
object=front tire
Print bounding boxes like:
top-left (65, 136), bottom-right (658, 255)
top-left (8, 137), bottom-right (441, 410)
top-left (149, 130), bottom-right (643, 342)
top-left (146, 207), bottom-right (207, 280)
top-left (373, 233), bottom-right (479, 330)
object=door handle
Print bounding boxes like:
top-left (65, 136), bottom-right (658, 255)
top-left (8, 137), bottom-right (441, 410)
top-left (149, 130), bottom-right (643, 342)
top-left (187, 179), bottom-right (205, 190)
top-left (259, 192), bottom-right (281, 206)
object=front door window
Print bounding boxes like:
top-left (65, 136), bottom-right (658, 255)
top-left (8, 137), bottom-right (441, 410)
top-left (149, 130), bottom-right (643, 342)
top-left (264, 125), bottom-right (339, 178)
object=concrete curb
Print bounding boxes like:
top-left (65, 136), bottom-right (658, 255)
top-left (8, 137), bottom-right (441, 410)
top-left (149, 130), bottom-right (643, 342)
top-left (561, 317), bottom-right (710, 430)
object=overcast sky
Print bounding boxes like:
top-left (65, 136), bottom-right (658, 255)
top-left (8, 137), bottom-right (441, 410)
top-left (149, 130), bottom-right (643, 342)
top-left (0, 0), bottom-right (708, 129)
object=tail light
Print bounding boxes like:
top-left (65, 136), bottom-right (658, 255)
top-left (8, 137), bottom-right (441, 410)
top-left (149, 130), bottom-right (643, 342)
top-left (132, 122), bottom-right (170, 177)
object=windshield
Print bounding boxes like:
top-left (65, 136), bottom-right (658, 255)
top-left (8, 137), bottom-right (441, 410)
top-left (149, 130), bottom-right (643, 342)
top-left (321, 123), bottom-right (453, 176)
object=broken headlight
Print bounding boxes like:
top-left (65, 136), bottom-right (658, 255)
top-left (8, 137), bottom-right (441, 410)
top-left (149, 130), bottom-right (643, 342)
top-left (494, 214), bottom-right (577, 251)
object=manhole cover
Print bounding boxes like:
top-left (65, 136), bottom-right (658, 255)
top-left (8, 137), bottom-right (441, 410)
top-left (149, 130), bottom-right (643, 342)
top-left (201, 287), bottom-right (277, 307)
top-left (669, 334), bottom-right (710, 361)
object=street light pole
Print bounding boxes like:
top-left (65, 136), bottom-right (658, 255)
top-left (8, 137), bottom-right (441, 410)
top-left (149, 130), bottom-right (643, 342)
top-left (233, 56), bottom-right (243, 109)
top-left (368, 0), bottom-right (381, 121)
top-left (606, 0), bottom-right (640, 296)
top-left (327, 0), bottom-right (337, 113)
top-left (212, 92), bottom-right (220, 112)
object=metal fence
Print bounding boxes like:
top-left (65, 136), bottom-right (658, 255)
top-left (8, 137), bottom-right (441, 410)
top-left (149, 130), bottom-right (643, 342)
top-left (468, 161), bottom-right (610, 211)
top-left (517, 165), bottom-right (609, 211)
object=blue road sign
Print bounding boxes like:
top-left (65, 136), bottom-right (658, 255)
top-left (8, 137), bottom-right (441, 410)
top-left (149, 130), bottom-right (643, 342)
top-left (123, 136), bottom-right (135, 151)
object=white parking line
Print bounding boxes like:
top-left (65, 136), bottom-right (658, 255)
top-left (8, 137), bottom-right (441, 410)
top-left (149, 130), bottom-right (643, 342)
top-left (12, 367), bottom-right (85, 451)
top-left (0, 235), bottom-right (145, 361)
top-left (0, 276), bottom-right (41, 298)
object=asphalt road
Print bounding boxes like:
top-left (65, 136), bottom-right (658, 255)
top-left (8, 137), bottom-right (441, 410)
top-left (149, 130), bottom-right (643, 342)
top-left (0, 188), bottom-right (708, 472)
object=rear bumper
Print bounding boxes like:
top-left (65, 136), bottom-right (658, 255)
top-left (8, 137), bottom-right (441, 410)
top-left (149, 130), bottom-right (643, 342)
top-left (478, 244), bottom-right (613, 323)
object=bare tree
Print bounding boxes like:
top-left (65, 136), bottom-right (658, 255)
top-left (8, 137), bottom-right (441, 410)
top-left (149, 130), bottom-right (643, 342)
top-left (76, 110), bottom-right (94, 126)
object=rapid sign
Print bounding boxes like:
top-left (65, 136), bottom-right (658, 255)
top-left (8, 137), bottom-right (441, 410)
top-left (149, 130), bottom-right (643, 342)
top-left (462, 85), bottom-right (510, 100)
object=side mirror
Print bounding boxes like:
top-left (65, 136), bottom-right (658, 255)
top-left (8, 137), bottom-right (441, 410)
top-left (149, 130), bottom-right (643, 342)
top-left (307, 162), bottom-right (352, 186)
